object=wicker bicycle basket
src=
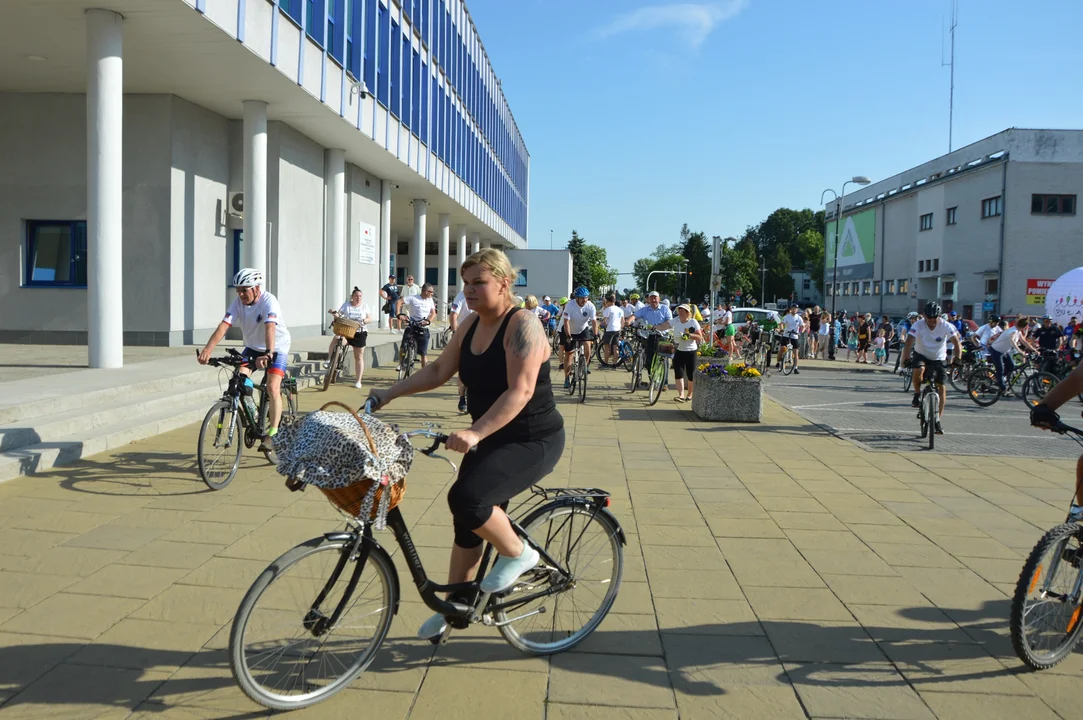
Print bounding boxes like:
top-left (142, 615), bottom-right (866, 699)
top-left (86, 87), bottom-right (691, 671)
top-left (332, 317), bottom-right (361, 339)
top-left (285, 401), bottom-right (406, 520)
top-left (657, 342), bottom-right (676, 357)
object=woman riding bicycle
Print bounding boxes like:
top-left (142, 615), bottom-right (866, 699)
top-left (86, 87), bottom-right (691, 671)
top-left (327, 287), bottom-right (371, 389)
top-left (366, 249), bottom-right (564, 640)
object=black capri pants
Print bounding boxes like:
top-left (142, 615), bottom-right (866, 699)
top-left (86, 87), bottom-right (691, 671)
top-left (672, 349), bottom-right (697, 380)
top-left (446, 428), bottom-right (566, 548)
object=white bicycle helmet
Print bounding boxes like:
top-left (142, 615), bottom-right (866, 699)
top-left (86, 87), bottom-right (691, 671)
top-left (233, 268), bottom-right (264, 287)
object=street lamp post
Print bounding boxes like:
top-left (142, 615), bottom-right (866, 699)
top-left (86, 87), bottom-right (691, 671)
top-left (550, 229), bottom-right (553, 250)
top-left (758, 256), bottom-right (767, 307)
top-left (822, 176), bottom-right (871, 360)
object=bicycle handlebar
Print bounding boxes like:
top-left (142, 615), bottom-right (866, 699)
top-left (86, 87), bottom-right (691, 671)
top-left (198, 348), bottom-right (279, 369)
top-left (361, 398), bottom-right (476, 454)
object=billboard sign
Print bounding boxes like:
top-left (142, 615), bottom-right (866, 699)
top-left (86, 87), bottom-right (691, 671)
top-left (1026, 278), bottom-right (1053, 305)
top-left (825, 209), bottom-right (876, 281)
top-left (1045, 268), bottom-right (1083, 321)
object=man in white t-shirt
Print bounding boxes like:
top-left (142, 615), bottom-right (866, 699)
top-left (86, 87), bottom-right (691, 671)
top-left (402, 283), bottom-right (437, 367)
top-left (974, 315), bottom-right (1002, 350)
top-left (777, 304), bottom-right (805, 374)
top-left (560, 287), bottom-right (599, 388)
top-left (600, 294), bottom-right (624, 365)
top-left (989, 317), bottom-right (1037, 397)
top-left (198, 268), bottom-right (291, 450)
top-left (901, 301), bottom-right (964, 433)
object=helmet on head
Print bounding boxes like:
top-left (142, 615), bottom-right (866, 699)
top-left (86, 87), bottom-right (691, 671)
top-left (233, 268), bottom-right (263, 288)
top-left (907, 312), bottom-right (919, 319)
top-left (989, 314), bottom-right (1000, 323)
top-left (1043, 315), bottom-right (1053, 321)
top-left (573, 287), bottom-right (590, 299)
top-left (559, 297), bottom-right (568, 305)
top-left (629, 293), bottom-right (640, 301)
top-left (949, 310), bottom-right (957, 317)
top-left (923, 301), bottom-right (941, 318)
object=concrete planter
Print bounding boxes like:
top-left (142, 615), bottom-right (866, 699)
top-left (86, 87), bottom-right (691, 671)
top-left (691, 370), bottom-right (763, 423)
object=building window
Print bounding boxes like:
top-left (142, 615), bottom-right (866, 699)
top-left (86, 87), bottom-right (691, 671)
top-left (873, 281), bottom-right (882, 295)
top-left (985, 277), bottom-right (999, 295)
top-left (933, 259), bottom-right (939, 271)
top-left (862, 281), bottom-right (871, 296)
top-left (841, 283), bottom-right (849, 296)
top-left (1032, 194), bottom-right (1077, 215)
top-left (515, 269), bottom-right (528, 287)
top-left (887, 280), bottom-right (896, 295)
top-left (982, 195), bottom-right (1002, 218)
top-left (24, 221), bottom-right (87, 287)
top-left (946, 206), bottom-right (957, 225)
top-left (918, 260), bottom-right (925, 272)
top-left (825, 283), bottom-right (833, 296)
top-left (919, 213), bottom-right (933, 231)
top-left (397, 240), bottom-right (409, 255)
top-left (898, 279), bottom-right (909, 295)
top-left (425, 241), bottom-right (437, 255)
top-left (942, 280), bottom-right (955, 296)
top-left (802, 278), bottom-right (810, 290)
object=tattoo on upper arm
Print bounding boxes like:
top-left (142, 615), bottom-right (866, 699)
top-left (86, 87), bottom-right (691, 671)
top-left (509, 314), bottom-right (545, 359)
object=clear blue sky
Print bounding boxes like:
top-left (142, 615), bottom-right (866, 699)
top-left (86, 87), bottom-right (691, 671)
top-left (467, 0), bottom-right (1083, 278)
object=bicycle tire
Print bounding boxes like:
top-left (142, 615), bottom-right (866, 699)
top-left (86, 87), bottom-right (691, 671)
top-left (497, 502), bottom-right (623, 655)
top-left (322, 342), bottom-right (342, 391)
top-left (781, 349), bottom-right (795, 376)
top-left (578, 353), bottom-right (588, 403)
top-left (260, 386), bottom-right (297, 466)
top-left (197, 400), bottom-right (243, 490)
top-left (1023, 372), bottom-right (1060, 408)
top-left (918, 390), bottom-right (929, 439)
top-left (567, 355), bottom-right (578, 395)
top-left (1010, 523), bottom-right (1083, 670)
top-left (967, 367), bottom-right (1001, 407)
top-left (398, 341), bottom-right (414, 381)
top-left (947, 364), bottom-right (967, 394)
top-left (230, 536), bottom-right (397, 710)
top-left (629, 352), bottom-right (642, 393)
top-left (647, 357), bottom-right (667, 406)
top-left (926, 391), bottom-right (938, 450)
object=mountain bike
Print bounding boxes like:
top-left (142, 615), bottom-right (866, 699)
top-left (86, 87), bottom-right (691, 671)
top-left (396, 315), bottom-right (430, 380)
top-left (967, 352), bottom-right (1038, 407)
top-left (196, 349), bottom-right (298, 490)
top-left (1010, 420), bottom-right (1083, 670)
top-left (567, 336), bottom-right (588, 403)
top-left (913, 361), bottom-right (948, 450)
top-left (229, 408), bottom-right (625, 711)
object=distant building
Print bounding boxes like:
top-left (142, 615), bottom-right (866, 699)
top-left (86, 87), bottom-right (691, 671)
top-left (791, 270), bottom-right (823, 307)
top-left (823, 128), bottom-right (1083, 322)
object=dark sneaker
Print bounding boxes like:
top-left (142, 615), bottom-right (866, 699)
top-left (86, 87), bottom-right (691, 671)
top-left (934, 421), bottom-right (944, 435)
top-left (911, 394), bottom-right (921, 408)
top-left (793, 368), bottom-right (800, 375)
top-left (457, 396), bottom-right (467, 414)
top-left (563, 378), bottom-right (571, 389)
top-left (1068, 504), bottom-right (1083, 523)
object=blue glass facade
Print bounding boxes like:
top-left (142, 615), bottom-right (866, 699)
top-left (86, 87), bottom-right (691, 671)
top-left (275, 0), bottom-right (527, 239)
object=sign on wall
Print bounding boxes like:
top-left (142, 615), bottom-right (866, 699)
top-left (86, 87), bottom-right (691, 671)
top-left (1027, 278), bottom-right (1054, 305)
top-left (358, 222), bottom-right (377, 265)
top-left (825, 209), bottom-right (876, 281)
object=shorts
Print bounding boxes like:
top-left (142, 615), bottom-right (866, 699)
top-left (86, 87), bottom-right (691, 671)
top-left (241, 346), bottom-right (289, 377)
top-left (777, 335), bottom-right (798, 348)
top-left (563, 329), bottom-right (593, 352)
top-left (725, 324), bottom-right (736, 338)
top-left (601, 330), bottom-right (619, 347)
top-left (672, 349), bottom-right (698, 380)
top-left (857, 339), bottom-right (870, 351)
top-left (910, 352), bottom-right (945, 385)
top-left (447, 429), bottom-right (565, 548)
top-left (406, 326), bottom-right (430, 356)
top-left (347, 330), bottom-right (368, 349)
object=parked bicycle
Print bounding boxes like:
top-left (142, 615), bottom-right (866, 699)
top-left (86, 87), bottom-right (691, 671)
top-left (1010, 420), bottom-right (1083, 670)
top-left (228, 403), bottom-right (625, 711)
top-left (196, 349), bottom-right (298, 490)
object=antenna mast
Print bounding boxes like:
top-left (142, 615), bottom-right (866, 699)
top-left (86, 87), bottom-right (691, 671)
top-left (942, 0), bottom-right (959, 153)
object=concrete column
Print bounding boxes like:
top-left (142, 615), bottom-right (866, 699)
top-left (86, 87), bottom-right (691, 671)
top-left (243, 100), bottom-right (268, 272)
top-left (379, 181), bottom-right (392, 328)
top-left (323, 149), bottom-right (346, 333)
top-left (482, 238), bottom-right (492, 249)
top-left (456, 224), bottom-right (468, 286)
top-left (86, 9), bottom-right (124, 369)
top-left (470, 232), bottom-right (481, 254)
top-left (412, 199), bottom-right (426, 287)
top-left (438, 214), bottom-right (450, 320)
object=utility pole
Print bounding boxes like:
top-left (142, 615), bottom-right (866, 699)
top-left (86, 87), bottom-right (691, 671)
top-left (759, 256), bottom-right (767, 306)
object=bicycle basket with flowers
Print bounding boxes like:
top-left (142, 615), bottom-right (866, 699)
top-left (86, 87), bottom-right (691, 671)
top-left (274, 401), bottom-right (414, 529)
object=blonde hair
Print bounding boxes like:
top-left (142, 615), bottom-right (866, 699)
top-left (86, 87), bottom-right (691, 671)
top-left (524, 295), bottom-right (538, 309)
top-left (460, 248), bottom-right (517, 304)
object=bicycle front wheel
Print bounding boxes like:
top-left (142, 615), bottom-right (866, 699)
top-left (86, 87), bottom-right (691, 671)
top-left (647, 357), bottom-right (667, 406)
top-left (967, 367), bottom-right (1001, 407)
top-left (230, 536), bottom-right (397, 711)
top-left (497, 503), bottom-right (624, 655)
top-left (578, 354), bottom-right (588, 403)
top-left (1023, 372), bottom-right (1060, 408)
top-left (925, 391), bottom-right (938, 450)
top-left (322, 342), bottom-right (343, 391)
top-left (781, 349), bottom-right (795, 376)
top-left (197, 400), bottom-right (243, 490)
top-left (1010, 523), bottom-right (1083, 670)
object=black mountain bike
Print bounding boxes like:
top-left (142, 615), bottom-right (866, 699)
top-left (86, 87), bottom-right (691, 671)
top-left (196, 349), bottom-right (298, 490)
top-left (566, 336), bottom-right (588, 403)
top-left (229, 408), bottom-right (625, 711)
top-left (1010, 421), bottom-right (1083, 670)
top-left (396, 314), bottom-right (430, 380)
top-left (914, 360), bottom-right (951, 450)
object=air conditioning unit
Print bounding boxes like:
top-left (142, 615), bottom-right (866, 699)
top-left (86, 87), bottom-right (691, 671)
top-left (228, 192), bottom-right (244, 216)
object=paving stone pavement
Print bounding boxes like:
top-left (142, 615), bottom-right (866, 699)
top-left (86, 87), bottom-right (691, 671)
top-left (0, 357), bottom-right (1081, 719)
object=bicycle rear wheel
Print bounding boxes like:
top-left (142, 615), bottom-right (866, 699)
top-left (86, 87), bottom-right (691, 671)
top-left (197, 400), bottom-right (243, 490)
top-left (1010, 523), bottom-right (1083, 670)
top-left (259, 386), bottom-right (297, 465)
top-left (397, 342), bottom-right (415, 381)
top-left (629, 352), bottom-right (643, 393)
top-left (1023, 372), bottom-right (1060, 408)
top-left (230, 536), bottom-right (397, 710)
top-left (322, 342), bottom-right (343, 391)
top-left (967, 367), bottom-right (1001, 407)
top-left (947, 364), bottom-right (967, 393)
top-left (497, 502), bottom-right (623, 655)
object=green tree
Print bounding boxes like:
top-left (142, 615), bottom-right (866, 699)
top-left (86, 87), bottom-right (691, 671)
top-left (766, 244), bottom-right (794, 302)
top-left (567, 230), bottom-right (590, 289)
top-left (632, 242), bottom-right (686, 298)
top-left (795, 229), bottom-right (825, 293)
top-left (581, 243), bottom-right (617, 293)
top-left (718, 237), bottom-right (759, 303)
top-left (680, 227), bottom-right (711, 303)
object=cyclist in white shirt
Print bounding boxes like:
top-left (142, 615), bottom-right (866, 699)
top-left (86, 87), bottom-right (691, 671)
top-left (402, 283), bottom-right (437, 368)
top-left (327, 286), bottom-right (372, 389)
top-left (974, 315), bottom-right (1002, 350)
top-left (901, 301), bottom-right (963, 434)
top-left (600, 293), bottom-right (624, 365)
top-left (560, 287), bottom-right (599, 388)
top-left (778, 304), bottom-right (805, 374)
top-left (198, 268), bottom-right (291, 450)
top-left (989, 317), bottom-right (1037, 397)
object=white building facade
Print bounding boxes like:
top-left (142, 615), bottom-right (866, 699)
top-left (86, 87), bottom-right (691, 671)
top-left (824, 129), bottom-right (1083, 323)
top-left (0, 0), bottom-right (529, 365)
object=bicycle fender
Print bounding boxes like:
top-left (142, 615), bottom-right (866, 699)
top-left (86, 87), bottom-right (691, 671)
top-left (323, 533), bottom-right (402, 616)
top-left (522, 498), bottom-right (627, 547)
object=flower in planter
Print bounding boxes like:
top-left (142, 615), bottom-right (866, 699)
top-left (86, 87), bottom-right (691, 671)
top-left (697, 361), bottom-right (760, 379)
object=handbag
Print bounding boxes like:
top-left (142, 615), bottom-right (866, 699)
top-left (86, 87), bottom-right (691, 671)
top-left (274, 401), bottom-right (414, 529)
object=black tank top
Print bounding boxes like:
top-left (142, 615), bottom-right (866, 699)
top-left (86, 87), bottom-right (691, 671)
top-left (459, 307), bottom-right (563, 445)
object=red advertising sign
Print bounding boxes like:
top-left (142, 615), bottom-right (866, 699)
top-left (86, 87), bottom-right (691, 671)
top-left (1027, 278), bottom-right (1054, 305)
